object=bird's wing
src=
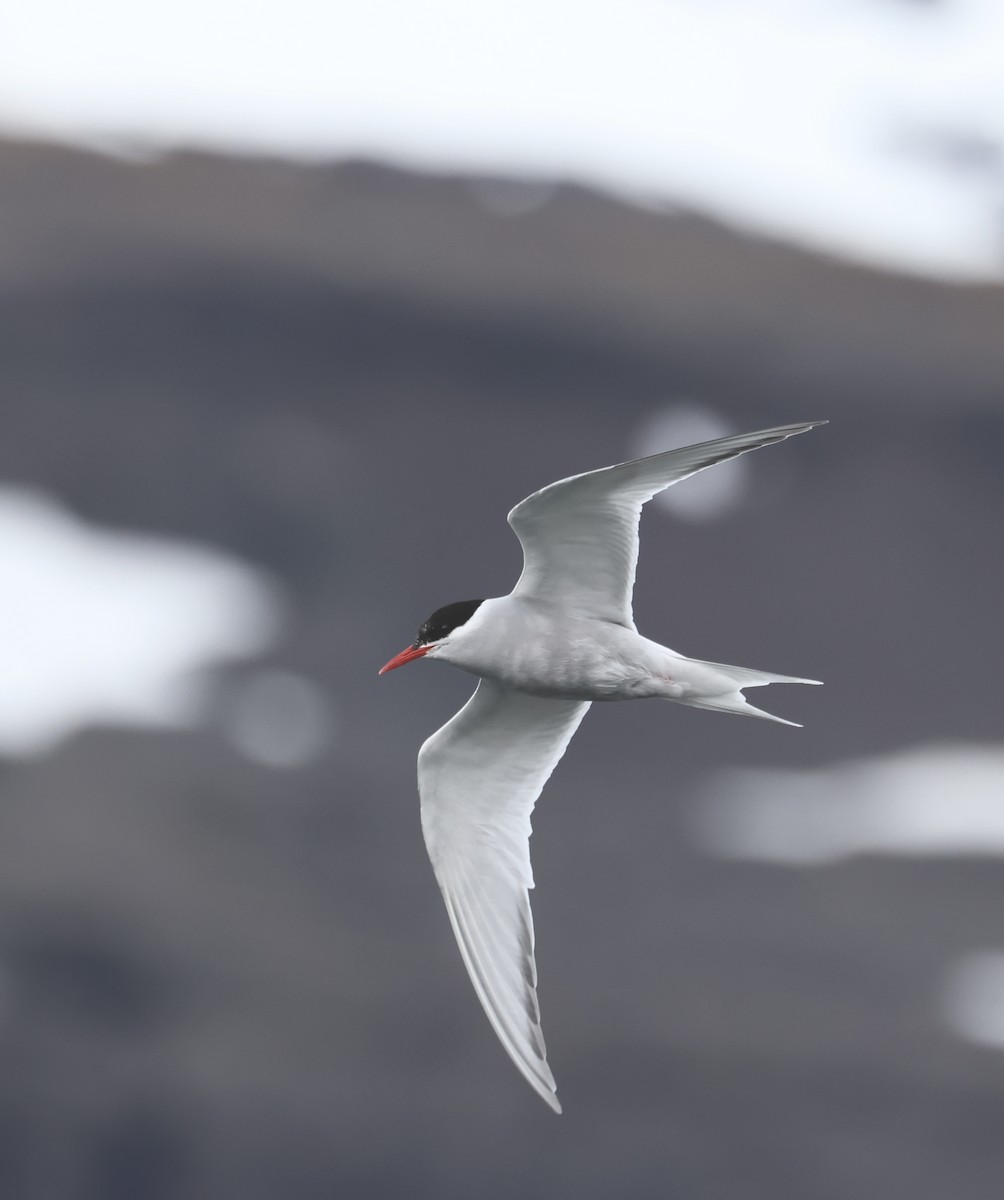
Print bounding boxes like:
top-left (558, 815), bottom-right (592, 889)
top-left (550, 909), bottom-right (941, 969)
top-left (418, 679), bottom-right (591, 1112)
top-left (508, 421), bottom-right (824, 626)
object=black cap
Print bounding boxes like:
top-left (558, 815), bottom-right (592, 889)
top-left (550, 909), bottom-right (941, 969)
top-left (416, 599), bottom-right (484, 646)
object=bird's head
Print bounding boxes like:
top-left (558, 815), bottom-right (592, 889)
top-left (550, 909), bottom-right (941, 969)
top-left (379, 599), bottom-right (484, 674)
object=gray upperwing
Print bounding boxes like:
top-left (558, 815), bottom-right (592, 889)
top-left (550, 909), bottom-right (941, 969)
top-left (508, 421), bottom-right (824, 626)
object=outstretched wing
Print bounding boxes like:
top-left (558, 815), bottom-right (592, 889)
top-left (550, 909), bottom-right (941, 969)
top-left (418, 679), bottom-right (591, 1112)
top-left (508, 421), bottom-right (824, 627)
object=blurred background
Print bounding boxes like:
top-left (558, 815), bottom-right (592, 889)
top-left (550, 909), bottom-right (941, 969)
top-left (1, 0), bottom-right (1003, 1196)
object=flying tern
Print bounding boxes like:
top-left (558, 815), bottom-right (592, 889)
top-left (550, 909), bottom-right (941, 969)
top-left (380, 421), bottom-right (824, 1111)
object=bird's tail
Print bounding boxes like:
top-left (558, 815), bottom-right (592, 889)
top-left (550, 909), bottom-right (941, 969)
top-left (678, 658), bottom-right (822, 728)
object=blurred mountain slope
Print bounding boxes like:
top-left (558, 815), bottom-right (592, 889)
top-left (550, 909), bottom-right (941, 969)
top-left (2, 138), bottom-right (1003, 414)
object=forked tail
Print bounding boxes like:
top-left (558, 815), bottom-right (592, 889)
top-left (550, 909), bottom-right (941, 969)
top-left (681, 658), bottom-right (822, 728)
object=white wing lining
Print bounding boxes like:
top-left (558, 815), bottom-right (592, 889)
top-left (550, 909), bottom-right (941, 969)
top-left (418, 680), bottom-right (591, 1112)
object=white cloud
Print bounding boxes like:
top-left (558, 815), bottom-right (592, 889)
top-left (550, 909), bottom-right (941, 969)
top-left (0, 488), bottom-right (280, 754)
top-left (690, 743), bottom-right (1004, 864)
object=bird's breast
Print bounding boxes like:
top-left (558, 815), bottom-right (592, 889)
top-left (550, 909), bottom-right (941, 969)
top-left (441, 601), bottom-right (657, 700)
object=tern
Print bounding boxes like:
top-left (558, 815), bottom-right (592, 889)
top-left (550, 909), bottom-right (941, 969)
top-left (380, 422), bottom-right (824, 1112)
